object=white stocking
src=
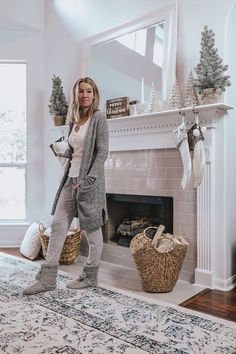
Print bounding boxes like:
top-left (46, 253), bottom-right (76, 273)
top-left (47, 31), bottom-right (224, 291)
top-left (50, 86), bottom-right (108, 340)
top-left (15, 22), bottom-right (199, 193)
top-left (193, 140), bottom-right (206, 188)
top-left (173, 123), bottom-right (192, 189)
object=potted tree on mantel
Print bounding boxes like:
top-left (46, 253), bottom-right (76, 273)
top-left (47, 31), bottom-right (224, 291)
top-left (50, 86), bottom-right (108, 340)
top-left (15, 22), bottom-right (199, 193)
top-left (194, 25), bottom-right (231, 105)
top-left (48, 75), bottom-right (68, 126)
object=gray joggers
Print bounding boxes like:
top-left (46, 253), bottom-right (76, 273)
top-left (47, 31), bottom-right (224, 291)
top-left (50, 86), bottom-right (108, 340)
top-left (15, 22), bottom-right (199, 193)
top-left (23, 178), bottom-right (103, 295)
top-left (46, 179), bottom-right (103, 266)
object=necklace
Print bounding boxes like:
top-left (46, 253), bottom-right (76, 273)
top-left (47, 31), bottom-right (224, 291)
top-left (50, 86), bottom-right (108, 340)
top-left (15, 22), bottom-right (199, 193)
top-left (74, 125), bottom-right (80, 133)
top-left (74, 116), bottom-right (89, 132)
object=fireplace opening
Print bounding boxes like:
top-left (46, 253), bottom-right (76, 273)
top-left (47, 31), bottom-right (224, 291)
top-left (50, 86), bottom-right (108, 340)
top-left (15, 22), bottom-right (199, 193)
top-left (103, 193), bottom-right (173, 247)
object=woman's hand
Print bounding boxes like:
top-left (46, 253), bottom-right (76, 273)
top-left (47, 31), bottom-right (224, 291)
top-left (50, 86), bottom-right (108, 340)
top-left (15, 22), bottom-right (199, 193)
top-left (73, 183), bottom-right (80, 189)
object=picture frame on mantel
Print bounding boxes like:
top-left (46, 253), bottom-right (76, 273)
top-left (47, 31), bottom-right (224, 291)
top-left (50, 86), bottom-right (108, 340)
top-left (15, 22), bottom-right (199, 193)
top-left (106, 96), bottom-right (129, 119)
top-left (81, 2), bottom-right (178, 111)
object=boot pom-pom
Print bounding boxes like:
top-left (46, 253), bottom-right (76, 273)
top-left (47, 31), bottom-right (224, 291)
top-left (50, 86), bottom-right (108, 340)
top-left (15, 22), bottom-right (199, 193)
top-left (193, 128), bottom-right (200, 137)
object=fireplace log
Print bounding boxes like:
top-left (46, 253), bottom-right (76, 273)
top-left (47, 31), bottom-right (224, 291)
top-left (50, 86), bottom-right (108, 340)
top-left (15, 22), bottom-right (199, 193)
top-left (116, 217), bottom-right (160, 246)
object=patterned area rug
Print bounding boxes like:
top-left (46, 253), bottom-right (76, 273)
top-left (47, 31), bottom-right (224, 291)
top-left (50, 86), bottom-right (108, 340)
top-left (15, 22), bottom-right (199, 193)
top-left (0, 253), bottom-right (235, 354)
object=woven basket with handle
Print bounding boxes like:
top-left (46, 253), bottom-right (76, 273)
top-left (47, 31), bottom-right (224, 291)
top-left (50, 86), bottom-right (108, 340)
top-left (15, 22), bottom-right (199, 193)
top-left (130, 225), bottom-right (189, 293)
top-left (39, 223), bottom-right (81, 265)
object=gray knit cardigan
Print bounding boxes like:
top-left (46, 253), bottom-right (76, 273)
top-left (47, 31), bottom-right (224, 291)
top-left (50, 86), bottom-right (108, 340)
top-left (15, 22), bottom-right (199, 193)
top-left (51, 111), bottom-right (109, 232)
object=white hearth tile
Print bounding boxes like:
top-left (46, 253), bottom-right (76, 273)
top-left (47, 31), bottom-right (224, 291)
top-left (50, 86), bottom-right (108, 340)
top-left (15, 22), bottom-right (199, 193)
top-left (182, 259), bottom-right (196, 273)
top-left (165, 167), bottom-right (183, 178)
top-left (175, 201), bottom-right (197, 214)
top-left (146, 167), bottom-right (166, 178)
top-left (104, 168), bottom-right (117, 178)
top-left (154, 156), bottom-right (182, 168)
top-left (116, 168), bottom-right (147, 178)
top-left (101, 252), bottom-right (136, 269)
top-left (146, 178), bottom-right (167, 192)
top-left (165, 178), bottom-right (180, 190)
top-left (186, 247), bottom-right (197, 262)
top-left (180, 235), bottom-right (197, 247)
top-left (174, 212), bottom-right (196, 226)
top-left (105, 154), bottom-right (116, 168)
top-left (147, 149), bottom-right (166, 158)
top-left (104, 148), bottom-right (197, 283)
top-left (171, 190), bottom-right (196, 202)
top-left (61, 256), bottom-right (203, 301)
top-left (164, 148), bottom-right (180, 157)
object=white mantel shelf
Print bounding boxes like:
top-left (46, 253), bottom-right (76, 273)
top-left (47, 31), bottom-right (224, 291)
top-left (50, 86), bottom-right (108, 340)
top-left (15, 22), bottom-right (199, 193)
top-left (107, 103), bottom-right (233, 151)
top-left (46, 103), bottom-right (233, 152)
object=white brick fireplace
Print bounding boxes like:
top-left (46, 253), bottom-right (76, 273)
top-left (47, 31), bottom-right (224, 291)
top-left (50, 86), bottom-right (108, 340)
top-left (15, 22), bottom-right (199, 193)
top-left (104, 103), bottom-right (234, 290)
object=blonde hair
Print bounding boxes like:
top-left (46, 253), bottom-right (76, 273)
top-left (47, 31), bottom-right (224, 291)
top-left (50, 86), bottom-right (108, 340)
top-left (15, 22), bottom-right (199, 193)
top-left (67, 77), bottom-right (100, 124)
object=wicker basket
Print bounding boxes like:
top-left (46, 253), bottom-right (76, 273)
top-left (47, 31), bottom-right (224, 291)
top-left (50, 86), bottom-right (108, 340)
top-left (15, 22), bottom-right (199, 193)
top-left (39, 224), bottom-right (81, 265)
top-left (130, 225), bottom-right (189, 293)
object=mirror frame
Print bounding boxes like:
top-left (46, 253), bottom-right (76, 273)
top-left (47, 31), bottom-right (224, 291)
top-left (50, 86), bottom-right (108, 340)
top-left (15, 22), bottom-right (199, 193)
top-left (81, 2), bottom-right (178, 101)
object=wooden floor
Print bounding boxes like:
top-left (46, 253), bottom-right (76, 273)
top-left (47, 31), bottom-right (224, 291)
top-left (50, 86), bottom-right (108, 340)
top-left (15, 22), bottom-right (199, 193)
top-left (1, 248), bottom-right (235, 322)
top-left (180, 287), bottom-right (236, 322)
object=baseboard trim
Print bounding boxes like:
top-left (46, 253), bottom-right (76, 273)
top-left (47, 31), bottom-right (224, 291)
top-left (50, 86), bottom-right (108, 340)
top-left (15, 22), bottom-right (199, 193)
top-left (194, 269), bottom-right (213, 288)
top-left (213, 274), bottom-right (236, 291)
top-left (195, 268), bottom-right (236, 291)
top-left (0, 224), bottom-right (29, 247)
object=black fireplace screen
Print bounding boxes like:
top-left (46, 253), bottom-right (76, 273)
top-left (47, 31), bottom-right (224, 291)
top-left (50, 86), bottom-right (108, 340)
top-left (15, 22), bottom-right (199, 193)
top-left (103, 193), bottom-right (173, 247)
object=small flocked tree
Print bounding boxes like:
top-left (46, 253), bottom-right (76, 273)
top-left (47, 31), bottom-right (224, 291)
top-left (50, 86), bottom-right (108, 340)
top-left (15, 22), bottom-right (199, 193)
top-left (184, 70), bottom-right (199, 107)
top-left (148, 82), bottom-right (158, 112)
top-left (48, 75), bottom-right (68, 117)
top-left (168, 79), bottom-right (183, 109)
top-left (194, 26), bottom-right (231, 92)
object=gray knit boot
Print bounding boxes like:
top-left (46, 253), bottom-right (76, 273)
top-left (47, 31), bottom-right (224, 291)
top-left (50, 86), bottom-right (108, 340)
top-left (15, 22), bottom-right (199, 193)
top-left (23, 263), bottom-right (58, 295)
top-left (66, 265), bottom-right (99, 289)
top-left (35, 268), bottom-right (42, 280)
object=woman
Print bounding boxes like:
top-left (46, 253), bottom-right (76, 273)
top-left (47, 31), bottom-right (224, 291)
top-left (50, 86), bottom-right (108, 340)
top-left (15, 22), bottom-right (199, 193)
top-left (23, 77), bottom-right (109, 295)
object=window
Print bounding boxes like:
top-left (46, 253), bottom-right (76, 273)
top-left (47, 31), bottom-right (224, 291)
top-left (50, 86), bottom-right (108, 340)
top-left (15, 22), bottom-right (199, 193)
top-left (116, 28), bottom-right (147, 57)
top-left (153, 22), bottom-right (164, 67)
top-left (0, 62), bottom-right (26, 220)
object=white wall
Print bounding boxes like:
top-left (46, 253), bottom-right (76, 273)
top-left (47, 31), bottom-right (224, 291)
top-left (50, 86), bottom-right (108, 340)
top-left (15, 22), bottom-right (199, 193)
top-left (225, 2), bottom-right (236, 283)
top-left (0, 0), bottom-right (44, 31)
top-left (0, 0), bottom-right (45, 245)
top-left (43, 1), bottom-right (85, 211)
top-left (177, 0), bottom-right (233, 90)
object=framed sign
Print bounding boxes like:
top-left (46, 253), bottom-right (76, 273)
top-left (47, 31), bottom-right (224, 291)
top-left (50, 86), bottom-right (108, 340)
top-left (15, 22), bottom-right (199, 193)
top-left (106, 96), bottom-right (129, 119)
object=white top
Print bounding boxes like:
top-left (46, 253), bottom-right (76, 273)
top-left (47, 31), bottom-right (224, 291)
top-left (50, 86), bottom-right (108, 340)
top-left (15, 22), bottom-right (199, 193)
top-left (68, 118), bottom-right (90, 177)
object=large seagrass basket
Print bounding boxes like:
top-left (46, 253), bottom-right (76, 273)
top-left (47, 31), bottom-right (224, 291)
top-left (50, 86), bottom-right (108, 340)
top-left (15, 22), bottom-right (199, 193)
top-left (39, 224), bottom-right (81, 265)
top-left (130, 225), bottom-right (189, 293)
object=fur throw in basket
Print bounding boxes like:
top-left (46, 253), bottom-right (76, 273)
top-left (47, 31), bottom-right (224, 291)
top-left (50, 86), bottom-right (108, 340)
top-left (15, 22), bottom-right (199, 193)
top-left (130, 225), bottom-right (189, 293)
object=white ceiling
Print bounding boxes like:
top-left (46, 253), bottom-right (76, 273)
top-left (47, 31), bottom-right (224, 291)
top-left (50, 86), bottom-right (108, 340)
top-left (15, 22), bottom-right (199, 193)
top-left (52, 0), bottom-right (173, 39)
top-left (0, 0), bottom-right (45, 31)
top-left (0, 0), bottom-right (174, 37)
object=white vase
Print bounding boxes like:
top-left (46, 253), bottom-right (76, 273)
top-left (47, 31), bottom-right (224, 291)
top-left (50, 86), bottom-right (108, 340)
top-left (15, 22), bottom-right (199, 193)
top-left (200, 88), bottom-right (222, 105)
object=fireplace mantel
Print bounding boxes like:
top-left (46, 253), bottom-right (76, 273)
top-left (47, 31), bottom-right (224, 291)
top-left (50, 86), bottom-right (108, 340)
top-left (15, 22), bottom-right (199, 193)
top-left (48, 103), bottom-right (235, 290)
top-left (107, 103), bottom-right (232, 151)
top-left (106, 102), bottom-right (235, 291)
top-left (47, 103), bottom-right (232, 152)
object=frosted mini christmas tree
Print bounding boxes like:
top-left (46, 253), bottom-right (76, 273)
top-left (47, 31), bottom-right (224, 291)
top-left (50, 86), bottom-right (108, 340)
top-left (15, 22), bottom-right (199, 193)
top-left (184, 70), bottom-right (199, 107)
top-left (194, 26), bottom-right (231, 93)
top-left (48, 75), bottom-right (68, 118)
top-left (168, 80), bottom-right (183, 109)
top-left (148, 82), bottom-right (158, 112)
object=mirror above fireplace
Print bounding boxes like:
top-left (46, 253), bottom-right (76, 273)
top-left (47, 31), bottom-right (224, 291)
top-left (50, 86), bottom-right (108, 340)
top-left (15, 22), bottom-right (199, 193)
top-left (82, 3), bottom-right (178, 109)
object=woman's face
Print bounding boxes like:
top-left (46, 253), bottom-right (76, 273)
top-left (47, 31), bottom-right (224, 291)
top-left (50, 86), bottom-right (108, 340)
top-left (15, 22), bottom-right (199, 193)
top-left (78, 82), bottom-right (94, 111)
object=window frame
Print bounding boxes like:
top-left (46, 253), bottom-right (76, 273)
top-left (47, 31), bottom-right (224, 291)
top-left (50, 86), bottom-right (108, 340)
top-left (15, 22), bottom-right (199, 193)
top-left (0, 61), bottom-right (28, 222)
